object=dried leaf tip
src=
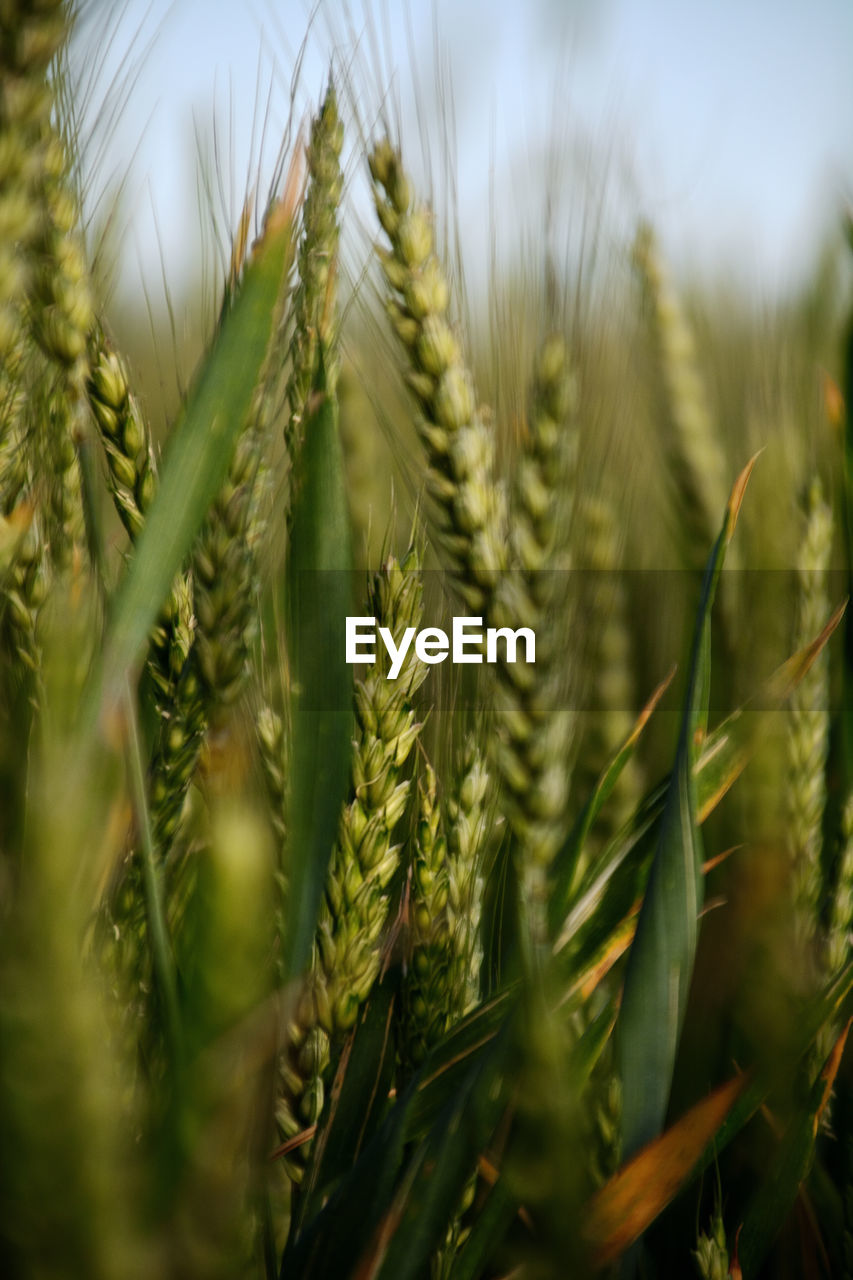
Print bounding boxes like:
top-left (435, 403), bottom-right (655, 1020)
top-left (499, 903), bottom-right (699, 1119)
top-left (255, 147), bottom-right (304, 252)
top-left (725, 451), bottom-right (761, 538)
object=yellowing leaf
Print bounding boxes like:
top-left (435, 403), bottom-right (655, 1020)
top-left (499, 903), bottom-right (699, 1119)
top-left (584, 1073), bottom-right (747, 1268)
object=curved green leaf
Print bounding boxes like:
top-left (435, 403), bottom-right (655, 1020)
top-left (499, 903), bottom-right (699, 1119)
top-left (447, 1175), bottom-right (517, 1280)
top-left (548, 669), bottom-right (675, 939)
top-left (96, 195), bottom-right (297, 715)
top-left (618, 457), bottom-right (756, 1160)
top-left (555, 601), bottom-right (844, 965)
top-left (297, 978), bottom-right (398, 1230)
top-left (282, 349), bottom-right (354, 980)
top-left (736, 1019), bottom-right (852, 1275)
top-left (586, 960), bottom-right (853, 1268)
top-left (369, 1025), bottom-right (511, 1280)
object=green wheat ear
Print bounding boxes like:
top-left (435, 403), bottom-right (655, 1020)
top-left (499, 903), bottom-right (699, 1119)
top-left (285, 80), bottom-right (343, 455)
top-left (317, 546), bottom-right (427, 1034)
top-left (492, 333), bottom-right (578, 945)
top-left (828, 792), bottom-right (853, 977)
top-left (0, 2), bottom-right (67, 364)
top-left (573, 490), bottom-right (642, 856)
top-left (693, 1203), bottom-right (731, 1280)
top-left (86, 338), bottom-right (157, 541)
top-left (402, 733), bottom-right (491, 1071)
top-left (444, 733), bottom-right (490, 1016)
top-left (402, 760), bottom-right (451, 1070)
top-left (0, 2), bottom-right (88, 678)
top-left (369, 138), bottom-right (506, 612)
top-left (276, 546), bottom-right (427, 1183)
top-left (632, 221), bottom-right (730, 576)
top-left (787, 476), bottom-right (831, 976)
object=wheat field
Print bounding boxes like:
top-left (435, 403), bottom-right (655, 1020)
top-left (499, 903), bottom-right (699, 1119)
top-left (0, 4), bottom-right (852, 1278)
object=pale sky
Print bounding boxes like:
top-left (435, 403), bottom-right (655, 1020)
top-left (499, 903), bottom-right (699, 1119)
top-left (72, 0), bottom-right (853, 305)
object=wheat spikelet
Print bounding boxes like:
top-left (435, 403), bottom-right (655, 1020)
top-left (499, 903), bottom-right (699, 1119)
top-left (693, 1205), bottom-right (730, 1280)
top-left (257, 700), bottom-right (287, 854)
top-left (828, 793), bottom-right (853, 977)
top-left (28, 122), bottom-right (93, 571)
top-left (403, 753), bottom-right (484, 1272)
top-left (573, 491), bottom-right (642, 855)
top-left (276, 550), bottom-right (426, 1185)
top-left (0, 1), bottom-right (67, 363)
top-left (317, 548), bottom-right (427, 1033)
top-left (86, 335), bottom-right (194, 727)
top-left (402, 732), bottom-right (490, 1043)
top-left (0, 353), bottom-right (45, 684)
top-left (402, 761), bottom-right (451, 1069)
top-left (444, 733), bottom-right (489, 1016)
top-left (284, 82), bottom-right (343, 455)
top-left (274, 964), bottom-right (329, 1187)
top-left (490, 334), bottom-right (577, 943)
top-left (787, 476), bottom-right (832, 968)
top-left (148, 183), bottom-right (298, 857)
top-left (86, 339), bottom-right (157, 541)
top-left (633, 221), bottom-right (729, 574)
top-left (370, 138), bottom-right (506, 612)
top-left (0, 2), bottom-right (74, 673)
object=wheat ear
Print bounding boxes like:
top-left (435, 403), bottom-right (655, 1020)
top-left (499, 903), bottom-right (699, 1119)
top-left (573, 491), bottom-right (642, 855)
top-left (370, 139), bottom-right (506, 611)
top-left (633, 221), bottom-right (729, 574)
top-left (317, 548), bottom-right (427, 1032)
top-left (491, 334), bottom-right (578, 943)
top-left (787, 477), bottom-right (832, 969)
top-left (402, 761), bottom-right (451, 1069)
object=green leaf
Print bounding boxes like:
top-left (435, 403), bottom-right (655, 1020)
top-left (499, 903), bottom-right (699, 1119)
top-left (548, 669), bottom-right (675, 940)
top-left (369, 1025), bottom-right (511, 1280)
top-left (694, 959), bottom-right (853, 1186)
top-left (447, 1175), bottom-right (517, 1280)
top-left (482, 827), bottom-right (521, 995)
top-left (618, 457), bottom-right (756, 1160)
top-left (283, 1021), bottom-right (510, 1280)
top-left (736, 1019), bottom-right (852, 1275)
top-left (694, 599), bottom-right (845, 825)
top-left (95, 197), bottom-right (296, 715)
top-left (62, 193), bottom-right (296, 908)
top-left (404, 989), bottom-right (516, 1142)
top-left (282, 349), bottom-right (354, 980)
top-left (554, 600), bottom-right (844, 966)
top-left (282, 1001), bottom-right (510, 1277)
top-left (587, 960), bottom-right (853, 1267)
top-left (280, 1078), bottom-right (417, 1279)
top-left (297, 978), bottom-right (399, 1230)
top-left (584, 1073), bottom-right (747, 1268)
top-left (569, 993), bottom-right (618, 1087)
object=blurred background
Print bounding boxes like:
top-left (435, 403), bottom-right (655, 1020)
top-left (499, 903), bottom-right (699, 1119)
top-left (64, 0), bottom-right (853, 703)
top-left (72, 0), bottom-right (852, 302)
top-left (67, 0), bottom-right (853, 573)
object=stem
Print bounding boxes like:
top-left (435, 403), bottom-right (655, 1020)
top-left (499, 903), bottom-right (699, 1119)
top-left (123, 676), bottom-right (182, 1067)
